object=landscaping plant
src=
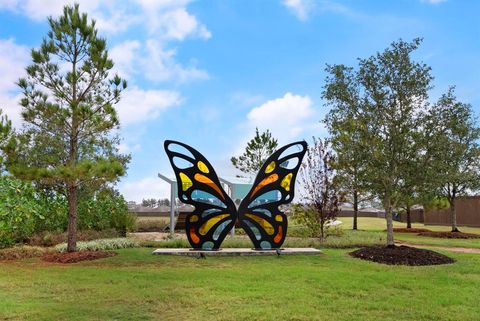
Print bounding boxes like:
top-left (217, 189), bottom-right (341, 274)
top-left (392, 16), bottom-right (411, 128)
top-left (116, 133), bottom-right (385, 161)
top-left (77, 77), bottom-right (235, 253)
top-left (5, 4), bottom-right (129, 252)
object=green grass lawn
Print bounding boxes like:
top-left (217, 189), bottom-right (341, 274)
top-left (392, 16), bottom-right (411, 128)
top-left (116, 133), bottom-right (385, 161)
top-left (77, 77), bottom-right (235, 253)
top-left (338, 217), bottom-right (480, 249)
top-left (1, 248), bottom-right (480, 321)
top-left (340, 217), bottom-right (480, 234)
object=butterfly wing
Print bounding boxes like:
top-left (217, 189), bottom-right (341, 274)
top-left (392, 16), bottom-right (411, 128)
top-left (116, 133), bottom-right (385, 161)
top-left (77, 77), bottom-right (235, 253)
top-left (164, 140), bottom-right (237, 250)
top-left (238, 141), bottom-right (308, 249)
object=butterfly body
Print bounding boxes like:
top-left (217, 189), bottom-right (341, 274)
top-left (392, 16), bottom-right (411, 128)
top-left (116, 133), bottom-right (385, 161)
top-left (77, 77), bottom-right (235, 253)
top-left (164, 140), bottom-right (307, 250)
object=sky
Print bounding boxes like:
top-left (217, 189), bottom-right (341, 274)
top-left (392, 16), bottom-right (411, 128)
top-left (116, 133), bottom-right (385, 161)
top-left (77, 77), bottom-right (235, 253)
top-left (0, 0), bottom-right (479, 202)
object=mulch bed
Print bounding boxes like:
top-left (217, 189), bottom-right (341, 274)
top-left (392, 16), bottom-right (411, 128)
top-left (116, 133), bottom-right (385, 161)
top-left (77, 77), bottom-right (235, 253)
top-left (41, 251), bottom-right (117, 264)
top-left (349, 246), bottom-right (455, 266)
top-left (392, 228), bottom-right (432, 233)
top-left (418, 231), bottom-right (480, 239)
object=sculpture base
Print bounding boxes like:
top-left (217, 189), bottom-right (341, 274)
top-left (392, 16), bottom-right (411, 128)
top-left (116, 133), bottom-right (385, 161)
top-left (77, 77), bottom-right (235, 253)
top-left (152, 247), bottom-right (322, 256)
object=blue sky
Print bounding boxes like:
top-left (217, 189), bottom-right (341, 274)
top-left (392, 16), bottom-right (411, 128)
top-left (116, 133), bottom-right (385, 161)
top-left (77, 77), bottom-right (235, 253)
top-left (0, 0), bottom-right (479, 201)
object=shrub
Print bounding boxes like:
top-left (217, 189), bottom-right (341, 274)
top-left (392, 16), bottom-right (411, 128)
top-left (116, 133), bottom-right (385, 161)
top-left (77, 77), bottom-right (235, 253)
top-left (0, 177), bottom-right (42, 248)
top-left (28, 229), bottom-right (119, 247)
top-left (78, 188), bottom-right (135, 235)
top-left (55, 238), bottom-right (138, 252)
top-left (290, 204), bottom-right (322, 238)
top-left (34, 189), bottom-right (67, 233)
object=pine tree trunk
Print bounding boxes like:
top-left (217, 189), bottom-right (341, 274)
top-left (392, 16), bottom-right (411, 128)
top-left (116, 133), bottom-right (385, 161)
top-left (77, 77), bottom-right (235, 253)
top-left (385, 197), bottom-right (395, 247)
top-left (406, 204), bottom-right (411, 229)
top-left (353, 190), bottom-right (358, 230)
top-left (450, 199), bottom-right (459, 232)
top-left (67, 184), bottom-right (78, 252)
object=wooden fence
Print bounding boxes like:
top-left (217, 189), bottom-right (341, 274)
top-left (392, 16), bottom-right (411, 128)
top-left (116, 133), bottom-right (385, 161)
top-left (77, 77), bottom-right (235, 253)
top-left (425, 197), bottom-right (480, 227)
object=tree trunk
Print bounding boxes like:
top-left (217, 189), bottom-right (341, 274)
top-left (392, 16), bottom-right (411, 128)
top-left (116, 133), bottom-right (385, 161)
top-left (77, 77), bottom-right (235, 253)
top-left (353, 190), bottom-right (358, 230)
top-left (406, 204), bottom-right (411, 229)
top-left (450, 198), bottom-right (459, 232)
top-left (320, 217), bottom-right (325, 241)
top-left (385, 197), bottom-right (395, 247)
top-left (67, 184), bottom-right (78, 252)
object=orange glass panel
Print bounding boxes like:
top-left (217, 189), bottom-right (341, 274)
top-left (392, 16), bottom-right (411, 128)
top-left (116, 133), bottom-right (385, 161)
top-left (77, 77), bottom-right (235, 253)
top-left (280, 173), bottom-right (293, 192)
top-left (274, 226), bottom-right (283, 243)
top-left (245, 213), bottom-right (274, 235)
top-left (194, 173), bottom-right (224, 199)
top-left (250, 174), bottom-right (279, 197)
top-left (199, 214), bottom-right (230, 235)
top-left (265, 161), bottom-right (276, 174)
top-left (197, 161), bottom-right (209, 174)
top-left (179, 172), bottom-right (193, 191)
top-left (190, 227), bottom-right (200, 244)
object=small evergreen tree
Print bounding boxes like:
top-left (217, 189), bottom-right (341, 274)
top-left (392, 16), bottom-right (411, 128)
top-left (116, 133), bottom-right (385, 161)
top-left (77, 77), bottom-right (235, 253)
top-left (231, 127), bottom-right (278, 175)
top-left (7, 4), bottom-right (128, 252)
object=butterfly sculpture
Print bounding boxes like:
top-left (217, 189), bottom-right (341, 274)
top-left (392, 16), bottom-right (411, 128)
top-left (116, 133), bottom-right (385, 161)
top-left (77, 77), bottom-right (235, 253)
top-left (164, 140), bottom-right (307, 250)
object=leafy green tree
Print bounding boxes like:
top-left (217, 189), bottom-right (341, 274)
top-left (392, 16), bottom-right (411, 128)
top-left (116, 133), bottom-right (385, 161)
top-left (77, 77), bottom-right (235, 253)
top-left (158, 198), bottom-right (170, 207)
top-left (142, 198), bottom-right (158, 207)
top-left (357, 38), bottom-right (433, 246)
top-left (428, 88), bottom-right (480, 232)
top-left (7, 4), bottom-right (128, 252)
top-left (323, 64), bottom-right (370, 230)
top-left (78, 186), bottom-right (134, 236)
top-left (231, 127), bottom-right (278, 175)
top-left (0, 176), bottom-right (42, 248)
top-left (323, 38), bottom-right (433, 246)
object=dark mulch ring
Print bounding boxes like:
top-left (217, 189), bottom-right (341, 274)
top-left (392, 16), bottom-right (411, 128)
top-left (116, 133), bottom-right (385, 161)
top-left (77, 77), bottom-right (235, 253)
top-left (417, 231), bottom-right (480, 239)
top-left (349, 246), bottom-right (455, 266)
top-left (41, 251), bottom-right (117, 264)
top-left (392, 228), bottom-right (432, 233)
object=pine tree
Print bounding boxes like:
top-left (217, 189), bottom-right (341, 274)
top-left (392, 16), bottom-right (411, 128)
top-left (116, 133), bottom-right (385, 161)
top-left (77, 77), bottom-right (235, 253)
top-left (8, 4), bottom-right (128, 252)
top-left (231, 128), bottom-right (278, 176)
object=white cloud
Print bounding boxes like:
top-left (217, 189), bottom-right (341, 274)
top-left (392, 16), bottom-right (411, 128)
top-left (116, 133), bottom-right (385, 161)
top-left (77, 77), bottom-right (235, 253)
top-left (119, 176), bottom-right (171, 202)
top-left (135, 0), bottom-right (210, 39)
top-left (283, 0), bottom-right (315, 21)
top-left (150, 7), bottom-right (211, 40)
top-left (116, 86), bottom-right (182, 126)
top-left (109, 40), bottom-right (141, 79)
top-left (143, 39), bottom-right (209, 82)
top-left (110, 39), bottom-right (209, 83)
top-left (118, 142), bottom-right (141, 154)
top-left (1, 1), bottom-right (211, 83)
top-left (0, 0), bottom-right (99, 21)
top-left (0, 38), bottom-right (29, 92)
top-left (0, 38), bottom-right (29, 127)
top-left (0, 0), bottom-right (211, 39)
top-left (246, 92), bottom-right (316, 143)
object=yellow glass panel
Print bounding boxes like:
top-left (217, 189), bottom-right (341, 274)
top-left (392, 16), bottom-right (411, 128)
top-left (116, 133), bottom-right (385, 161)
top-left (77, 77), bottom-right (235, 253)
top-left (250, 174), bottom-right (279, 197)
top-left (275, 215), bottom-right (283, 222)
top-left (199, 214), bottom-right (230, 235)
top-left (265, 161), bottom-right (276, 174)
top-left (280, 173), bottom-right (293, 192)
top-left (194, 173), bottom-right (224, 199)
top-left (179, 172), bottom-right (193, 191)
top-left (190, 215), bottom-right (199, 222)
top-left (245, 213), bottom-right (274, 235)
top-left (197, 161), bottom-right (209, 174)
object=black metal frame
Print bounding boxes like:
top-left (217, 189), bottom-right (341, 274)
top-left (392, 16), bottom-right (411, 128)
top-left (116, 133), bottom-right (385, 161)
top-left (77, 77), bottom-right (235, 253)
top-left (164, 140), bottom-right (307, 250)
